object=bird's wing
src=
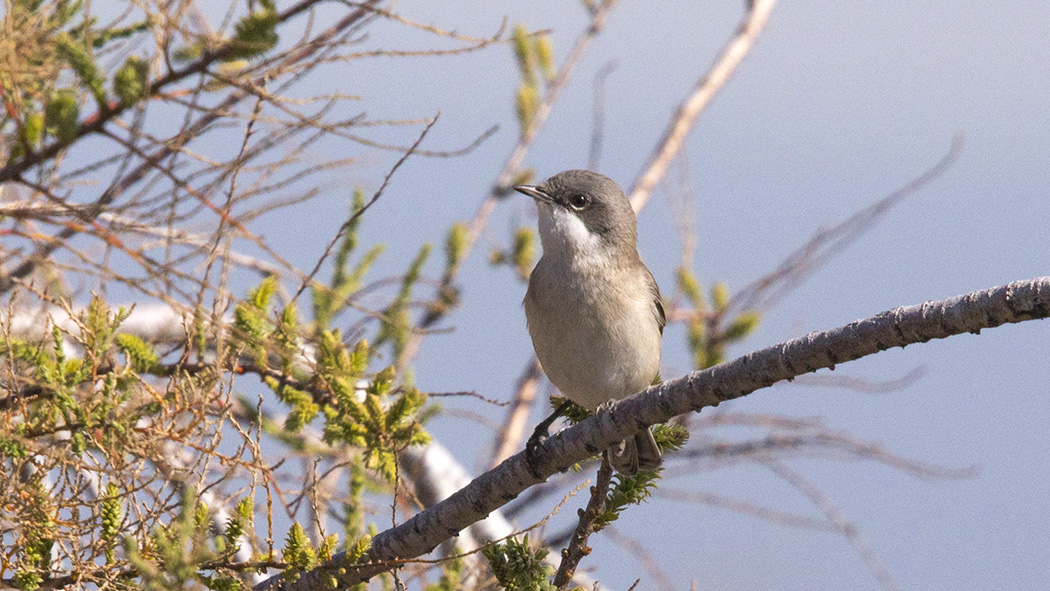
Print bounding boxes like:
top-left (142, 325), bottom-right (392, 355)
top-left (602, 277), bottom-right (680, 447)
top-left (645, 266), bottom-right (666, 335)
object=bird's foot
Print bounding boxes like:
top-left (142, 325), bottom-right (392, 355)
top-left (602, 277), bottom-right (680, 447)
top-left (525, 424), bottom-right (548, 479)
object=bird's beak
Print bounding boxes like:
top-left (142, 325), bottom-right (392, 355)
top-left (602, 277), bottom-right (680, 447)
top-left (513, 184), bottom-right (553, 203)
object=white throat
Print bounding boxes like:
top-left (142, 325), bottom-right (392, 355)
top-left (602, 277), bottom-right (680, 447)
top-left (536, 203), bottom-right (606, 268)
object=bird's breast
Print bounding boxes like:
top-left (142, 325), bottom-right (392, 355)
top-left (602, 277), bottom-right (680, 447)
top-left (524, 257), bottom-right (662, 410)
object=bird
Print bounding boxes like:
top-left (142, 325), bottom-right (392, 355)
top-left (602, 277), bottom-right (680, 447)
top-left (515, 170), bottom-right (664, 475)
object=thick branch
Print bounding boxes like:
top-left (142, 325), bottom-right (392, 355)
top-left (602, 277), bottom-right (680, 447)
top-left (254, 277), bottom-right (1050, 590)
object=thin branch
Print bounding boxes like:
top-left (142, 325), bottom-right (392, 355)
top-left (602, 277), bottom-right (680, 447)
top-left (728, 136), bottom-right (965, 314)
top-left (764, 461), bottom-right (899, 591)
top-left (601, 525), bottom-right (676, 591)
top-left (656, 487), bottom-right (835, 531)
top-left (628, 0), bottom-right (778, 211)
top-left (587, 60), bottom-right (618, 172)
top-left (292, 115), bottom-right (438, 303)
top-left (787, 366), bottom-right (927, 394)
top-left (553, 458), bottom-right (613, 589)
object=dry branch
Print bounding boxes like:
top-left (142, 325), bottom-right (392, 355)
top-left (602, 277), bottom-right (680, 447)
top-left (628, 0), bottom-right (777, 211)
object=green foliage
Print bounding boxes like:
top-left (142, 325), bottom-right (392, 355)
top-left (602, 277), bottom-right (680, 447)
top-left (445, 222), bottom-right (468, 273)
top-left (115, 333), bottom-right (160, 373)
top-left (44, 90), bottom-right (80, 142)
top-left (83, 296), bottom-right (131, 364)
top-left (265, 377), bottom-right (318, 432)
top-left (0, 0), bottom-right (153, 160)
top-left (54, 32), bottom-right (107, 109)
top-left (244, 314), bottom-right (430, 480)
top-left (0, 296), bottom-right (169, 459)
top-left (482, 535), bottom-right (554, 591)
top-left (200, 575), bottom-right (244, 591)
top-left (313, 332), bottom-right (369, 409)
top-left (491, 227), bottom-right (536, 282)
top-left (595, 469), bottom-right (659, 530)
top-left (344, 533), bottom-right (372, 564)
top-left (511, 26), bottom-right (535, 85)
top-left (226, 8), bottom-right (279, 60)
top-left (0, 435), bottom-right (29, 458)
top-left (221, 497), bottom-right (252, 552)
top-left (651, 423), bottom-right (689, 452)
top-left (125, 487), bottom-right (245, 591)
top-left (510, 24), bottom-right (557, 136)
top-left (113, 55), bottom-right (149, 107)
top-left (282, 523), bottom-right (317, 578)
top-left (329, 190), bottom-right (367, 285)
top-left (22, 111), bottom-right (45, 148)
top-left (192, 306), bottom-right (209, 361)
top-left (677, 267), bottom-right (762, 369)
top-left (280, 525), bottom-right (345, 584)
top-left (512, 227), bottom-right (536, 279)
top-left (322, 365), bottom-right (430, 481)
top-left (340, 459), bottom-right (368, 551)
top-left (12, 570), bottom-right (43, 591)
top-left (249, 276), bottom-right (278, 310)
top-left (676, 266), bottom-right (704, 309)
top-left (548, 395), bottom-right (591, 425)
top-left (9, 473), bottom-right (56, 591)
top-left (723, 310), bottom-right (761, 341)
top-left (234, 276), bottom-right (278, 364)
top-left (534, 36), bottom-right (555, 82)
top-left (92, 20), bottom-right (151, 48)
top-left (515, 84), bottom-right (539, 137)
top-left (274, 303), bottom-right (300, 374)
top-left (100, 483), bottom-right (123, 563)
top-left (711, 281), bottom-right (730, 310)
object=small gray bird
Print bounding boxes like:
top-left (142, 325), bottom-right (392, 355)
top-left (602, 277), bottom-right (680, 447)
top-left (515, 170), bottom-right (664, 475)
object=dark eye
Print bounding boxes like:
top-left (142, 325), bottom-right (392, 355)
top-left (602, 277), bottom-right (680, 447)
top-left (567, 194), bottom-right (590, 210)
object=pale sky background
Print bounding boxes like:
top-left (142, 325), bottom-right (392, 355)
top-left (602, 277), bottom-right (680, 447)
top-left (56, 0), bottom-right (1050, 589)
top-left (248, 1), bottom-right (1050, 589)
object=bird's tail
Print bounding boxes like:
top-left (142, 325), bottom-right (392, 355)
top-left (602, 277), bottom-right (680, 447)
top-left (608, 428), bottom-right (663, 475)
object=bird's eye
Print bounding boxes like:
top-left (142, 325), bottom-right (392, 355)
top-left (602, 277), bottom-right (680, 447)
top-left (567, 194), bottom-right (590, 210)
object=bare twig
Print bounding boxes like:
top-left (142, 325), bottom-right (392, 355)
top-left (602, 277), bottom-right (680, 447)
top-left (601, 525), bottom-right (676, 591)
top-left (728, 136), bottom-right (964, 315)
top-left (656, 487), bottom-right (835, 531)
top-left (628, 0), bottom-right (778, 212)
top-left (292, 115), bottom-right (439, 303)
top-left (764, 461), bottom-right (899, 591)
top-left (787, 366), bottom-right (927, 394)
top-left (587, 60), bottom-right (618, 172)
top-left (553, 457), bottom-right (613, 589)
